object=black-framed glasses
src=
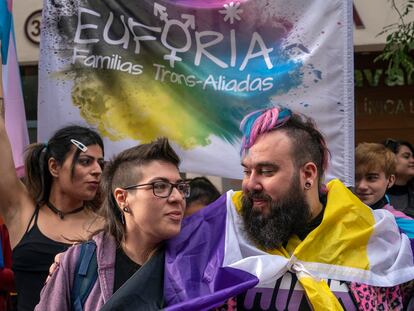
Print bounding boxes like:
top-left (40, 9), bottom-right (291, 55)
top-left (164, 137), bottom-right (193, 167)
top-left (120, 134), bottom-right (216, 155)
top-left (123, 181), bottom-right (191, 198)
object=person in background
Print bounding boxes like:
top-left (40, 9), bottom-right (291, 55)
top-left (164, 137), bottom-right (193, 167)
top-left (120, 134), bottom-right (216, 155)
top-left (185, 177), bottom-right (221, 216)
top-left (0, 115), bottom-right (105, 311)
top-left (0, 217), bottom-right (14, 311)
top-left (383, 139), bottom-right (414, 217)
top-left (355, 142), bottom-right (414, 239)
top-left (36, 138), bottom-right (189, 311)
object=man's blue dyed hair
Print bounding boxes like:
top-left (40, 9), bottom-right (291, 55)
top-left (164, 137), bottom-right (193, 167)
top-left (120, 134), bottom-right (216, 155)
top-left (240, 106), bottom-right (330, 184)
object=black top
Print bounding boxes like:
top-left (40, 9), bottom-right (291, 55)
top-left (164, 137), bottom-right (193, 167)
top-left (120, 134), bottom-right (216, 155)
top-left (101, 246), bottom-right (165, 311)
top-left (113, 247), bottom-right (141, 293)
top-left (387, 184), bottom-right (414, 217)
top-left (370, 196), bottom-right (389, 210)
top-left (296, 194), bottom-right (327, 241)
top-left (12, 207), bottom-right (70, 311)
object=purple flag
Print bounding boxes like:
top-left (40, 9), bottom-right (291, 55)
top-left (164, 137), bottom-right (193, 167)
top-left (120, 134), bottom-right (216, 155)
top-left (164, 194), bottom-right (258, 310)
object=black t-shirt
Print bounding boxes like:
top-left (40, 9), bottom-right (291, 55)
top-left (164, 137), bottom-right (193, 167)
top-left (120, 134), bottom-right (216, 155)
top-left (387, 184), bottom-right (414, 217)
top-left (113, 247), bottom-right (141, 293)
top-left (236, 272), bottom-right (357, 311)
top-left (101, 246), bottom-right (165, 311)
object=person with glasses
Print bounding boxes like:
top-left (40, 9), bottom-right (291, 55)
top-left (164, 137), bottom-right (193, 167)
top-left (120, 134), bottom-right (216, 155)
top-left (383, 139), bottom-right (414, 217)
top-left (35, 138), bottom-right (189, 311)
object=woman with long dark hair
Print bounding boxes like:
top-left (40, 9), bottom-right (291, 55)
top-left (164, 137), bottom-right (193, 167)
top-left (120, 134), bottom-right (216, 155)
top-left (0, 116), bottom-right (104, 310)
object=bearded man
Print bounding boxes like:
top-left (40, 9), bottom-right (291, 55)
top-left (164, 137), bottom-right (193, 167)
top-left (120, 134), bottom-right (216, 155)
top-left (235, 107), bottom-right (365, 310)
top-left (104, 106), bottom-right (414, 310)
top-left (163, 106), bottom-right (414, 311)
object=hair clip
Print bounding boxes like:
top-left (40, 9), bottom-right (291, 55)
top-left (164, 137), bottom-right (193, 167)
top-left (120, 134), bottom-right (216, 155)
top-left (70, 139), bottom-right (88, 152)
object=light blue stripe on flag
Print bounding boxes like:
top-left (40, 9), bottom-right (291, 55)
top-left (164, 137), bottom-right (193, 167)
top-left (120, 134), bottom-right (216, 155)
top-left (0, 0), bottom-right (12, 63)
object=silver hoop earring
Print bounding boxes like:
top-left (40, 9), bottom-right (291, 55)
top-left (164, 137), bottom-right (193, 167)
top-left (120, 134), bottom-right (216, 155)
top-left (304, 181), bottom-right (312, 190)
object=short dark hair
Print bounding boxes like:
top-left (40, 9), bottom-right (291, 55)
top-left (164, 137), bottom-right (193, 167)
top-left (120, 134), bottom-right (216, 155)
top-left (240, 106), bottom-right (329, 187)
top-left (186, 177), bottom-right (221, 207)
top-left (383, 138), bottom-right (414, 155)
top-left (24, 125), bottom-right (104, 208)
top-left (99, 137), bottom-right (180, 245)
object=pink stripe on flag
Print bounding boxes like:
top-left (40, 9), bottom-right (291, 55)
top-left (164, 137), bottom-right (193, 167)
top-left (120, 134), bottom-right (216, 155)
top-left (384, 204), bottom-right (414, 220)
top-left (2, 19), bottom-right (29, 177)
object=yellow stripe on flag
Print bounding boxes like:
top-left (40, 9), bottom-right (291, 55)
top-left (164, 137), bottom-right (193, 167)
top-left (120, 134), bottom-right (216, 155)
top-left (298, 276), bottom-right (344, 311)
top-left (233, 180), bottom-right (374, 270)
top-left (293, 180), bottom-right (373, 270)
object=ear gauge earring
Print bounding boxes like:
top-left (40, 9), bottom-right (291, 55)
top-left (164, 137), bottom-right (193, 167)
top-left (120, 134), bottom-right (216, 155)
top-left (304, 181), bottom-right (312, 190)
top-left (120, 206), bottom-right (130, 225)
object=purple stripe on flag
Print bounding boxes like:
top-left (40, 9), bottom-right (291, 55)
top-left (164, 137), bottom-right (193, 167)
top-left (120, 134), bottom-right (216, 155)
top-left (166, 267), bottom-right (258, 311)
top-left (410, 238), bottom-right (414, 255)
top-left (165, 194), bottom-right (258, 309)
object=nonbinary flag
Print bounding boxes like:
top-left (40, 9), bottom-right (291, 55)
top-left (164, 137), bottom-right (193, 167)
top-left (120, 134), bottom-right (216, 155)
top-left (164, 179), bottom-right (414, 310)
top-left (0, 0), bottom-right (29, 177)
top-left (94, 180), bottom-right (414, 310)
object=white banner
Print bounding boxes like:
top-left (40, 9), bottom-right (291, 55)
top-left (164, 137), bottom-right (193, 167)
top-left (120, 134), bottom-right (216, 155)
top-left (38, 0), bottom-right (354, 184)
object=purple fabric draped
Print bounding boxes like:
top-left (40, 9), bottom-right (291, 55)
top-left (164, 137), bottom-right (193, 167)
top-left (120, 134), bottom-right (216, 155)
top-left (164, 194), bottom-right (258, 310)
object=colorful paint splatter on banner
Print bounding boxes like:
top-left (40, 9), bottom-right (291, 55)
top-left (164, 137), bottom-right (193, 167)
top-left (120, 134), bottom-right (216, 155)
top-left (38, 0), bottom-right (354, 182)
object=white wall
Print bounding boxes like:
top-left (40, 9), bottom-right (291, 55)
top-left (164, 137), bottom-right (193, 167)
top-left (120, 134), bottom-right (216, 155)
top-left (353, 0), bottom-right (414, 50)
top-left (13, 0), bottom-right (42, 64)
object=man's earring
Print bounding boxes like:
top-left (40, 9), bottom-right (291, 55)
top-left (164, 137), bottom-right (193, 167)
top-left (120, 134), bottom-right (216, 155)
top-left (304, 181), bottom-right (312, 190)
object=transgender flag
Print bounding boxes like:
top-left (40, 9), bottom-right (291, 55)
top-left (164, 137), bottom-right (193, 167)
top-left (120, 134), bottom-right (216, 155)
top-left (0, 0), bottom-right (29, 177)
top-left (164, 179), bottom-right (414, 310)
top-left (383, 203), bottom-right (414, 239)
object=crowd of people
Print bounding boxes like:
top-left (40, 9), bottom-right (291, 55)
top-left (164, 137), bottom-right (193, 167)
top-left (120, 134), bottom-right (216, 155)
top-left (0, 105), bottom-right (413, 310)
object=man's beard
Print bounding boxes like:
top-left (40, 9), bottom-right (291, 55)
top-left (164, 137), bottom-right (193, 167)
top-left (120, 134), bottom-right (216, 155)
top-left (241, 174), bottom-right (311, 250)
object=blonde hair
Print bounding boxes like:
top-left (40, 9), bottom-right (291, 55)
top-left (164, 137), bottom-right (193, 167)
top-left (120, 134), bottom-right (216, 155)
top-left (355, 143), bottom-right (396, 177)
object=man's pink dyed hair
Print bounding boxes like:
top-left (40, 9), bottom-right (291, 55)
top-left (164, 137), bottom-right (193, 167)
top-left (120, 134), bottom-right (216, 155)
top-left (240, 106), bottom-right (329, 179)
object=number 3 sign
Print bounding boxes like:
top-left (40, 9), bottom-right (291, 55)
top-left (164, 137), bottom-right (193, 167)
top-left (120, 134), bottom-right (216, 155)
top-left (24, 9), bottom-right (42, 45)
